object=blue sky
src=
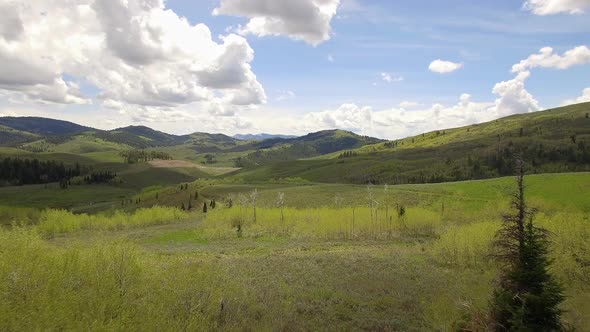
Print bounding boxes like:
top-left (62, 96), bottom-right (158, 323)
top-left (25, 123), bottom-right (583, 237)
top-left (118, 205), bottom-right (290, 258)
top-left (165, 0), bottom-right (590, 107)
top-left (0, 0), bottom-right (589, 138)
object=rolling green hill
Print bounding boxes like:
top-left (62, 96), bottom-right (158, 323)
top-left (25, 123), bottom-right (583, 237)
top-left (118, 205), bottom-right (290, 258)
top-left (0, 118), bottom-right (384, 166)
top-left (3, 103), bottom-right (589, 187)
top-left (0, 125), bottom-right (41, 146)
top-left (230, 102), bottom-right (590, 184)
top-left (232, 129), bottom-right (384, 167)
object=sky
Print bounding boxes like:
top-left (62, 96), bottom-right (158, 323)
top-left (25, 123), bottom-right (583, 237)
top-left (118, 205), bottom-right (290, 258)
top-left (0, 0), bottom-right (589, 139)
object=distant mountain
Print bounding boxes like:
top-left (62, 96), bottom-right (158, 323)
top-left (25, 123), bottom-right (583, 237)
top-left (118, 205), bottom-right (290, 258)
top-left (0, 117), bottom-right (242, 151)
top-left (101, 126), bottom-right (187, 148)
top-left (233, 133), bottom-right (298, 141)
top-left (0, 117), bottom-right (91, 136)
top-left (0, 118), bottom-right (384, 161)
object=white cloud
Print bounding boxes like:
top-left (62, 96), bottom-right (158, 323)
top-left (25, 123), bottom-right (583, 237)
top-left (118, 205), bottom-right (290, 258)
top-left (380, 72), bottom-right (403, 83)
top-left (491, 71), bottom-right (540, 116)
top-left (523, 0), bottom-right (590, 15)
top-left (295, 90), bottom-right (540, 139)
top-left (213, 0), bottom-right (341, 46)
top-left (491, 44), bottom-right (590, 117)
top-left (270, 94), bottom-right (495, 139)
top-left (511, 46), bottom-right (590, 73)
top-left (563, 87), bottom-right (590, 105)
top-left (0, 0), bottom-right (266, 116)
top-left (301, 103), bottom-right (373, 133)
top-left (428, 60), bottom-right (463, 74)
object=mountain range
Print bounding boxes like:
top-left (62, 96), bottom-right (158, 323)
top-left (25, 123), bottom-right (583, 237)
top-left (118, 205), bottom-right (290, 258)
top-left (1, 102), bottom-right (589, 184)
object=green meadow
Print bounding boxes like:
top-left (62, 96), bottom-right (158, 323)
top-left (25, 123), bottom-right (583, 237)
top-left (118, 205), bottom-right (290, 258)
top-left (1, 173), bottom-right (589, 330)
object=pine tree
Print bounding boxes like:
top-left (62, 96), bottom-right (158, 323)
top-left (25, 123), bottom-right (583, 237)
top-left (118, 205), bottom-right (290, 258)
top-left (187, 199), bottom-right (192, 210)
top-left (181, 203), bottom-right (186, 211)
top-left (490, 159), bottom-right (563, 331)
top-left (203, 202), bottom-right (208, 213)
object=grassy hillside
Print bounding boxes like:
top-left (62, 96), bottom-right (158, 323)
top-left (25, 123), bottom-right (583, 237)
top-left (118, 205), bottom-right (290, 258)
top-left (232, 102), bottom-right (590, 184)
top-left (233, 129), bottom-right (384, 167)
top-left (0, 125), bottom-right (41, 146)
top-left (0, 117), bottom-right (384, 168)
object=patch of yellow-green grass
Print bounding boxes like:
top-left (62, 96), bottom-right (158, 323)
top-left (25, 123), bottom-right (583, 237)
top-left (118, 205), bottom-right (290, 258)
top-left (0, 183), bottom-right (135, 212)
top-left (52, 135), bottom-right (131, 154)
top-left (82, 150), bottom-right (125, 163)
top-left (36, 206), bottom-right (188, 237)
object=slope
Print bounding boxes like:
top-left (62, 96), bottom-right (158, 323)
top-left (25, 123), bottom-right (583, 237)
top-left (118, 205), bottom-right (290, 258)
top-left (231, 102), bottom-right (590, 184)
top-left (232, 129), bottom-right (384, 167)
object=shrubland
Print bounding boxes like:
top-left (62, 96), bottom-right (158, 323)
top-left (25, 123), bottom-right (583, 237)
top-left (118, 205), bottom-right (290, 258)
top-left (0, 174), bottom-right (588, 330)
top-left (37, 207), bottom-right (187, 237)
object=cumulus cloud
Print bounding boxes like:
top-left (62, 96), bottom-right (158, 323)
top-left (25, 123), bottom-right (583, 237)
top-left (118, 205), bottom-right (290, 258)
top-left (277, 94), bottom-right (495, 139)
top-left (0, 0), bottom-right (266, 114)
top-left (511, 46), bottom-right (590, 73)
top-left (428, 60), bottom-right (463, 74)
top-left (523, 0), bottom-right (590, 15)
top-left (491, 71), bottom-right (540, 116)
top-left (213, 0), bottom-right (341, 45)
top-left (301, 103), bottom-right (373, 133)
top-left (0, 2), bottom-right (24, 41)
top-left (489, 45), bottom-right (590, 117)
top-left (563, 87), bottom-right (590, 105)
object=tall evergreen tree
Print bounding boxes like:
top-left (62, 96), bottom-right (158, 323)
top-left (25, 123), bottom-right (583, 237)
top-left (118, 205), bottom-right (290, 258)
top-left (490, 159), bottom-right (564, 331)
top-left (203, 202), bottom-right (208, 213)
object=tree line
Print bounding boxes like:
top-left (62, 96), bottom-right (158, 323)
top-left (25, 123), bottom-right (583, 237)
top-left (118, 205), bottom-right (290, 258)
top-left (82, 171), bottom-right (117, 184)
top-left (0, 157), bottom-right (88, 186)
top-left (120, 149), bottom-right (172, 164)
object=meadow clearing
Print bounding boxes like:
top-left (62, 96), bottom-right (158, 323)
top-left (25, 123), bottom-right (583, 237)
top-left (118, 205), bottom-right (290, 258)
top-left (0, 173), bottom-right (588, 330)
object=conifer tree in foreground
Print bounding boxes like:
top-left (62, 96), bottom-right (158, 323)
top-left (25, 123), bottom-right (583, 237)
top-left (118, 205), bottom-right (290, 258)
top-left (491, 159), bottom-right (564, 331)
top-left (203, 202), bottom-right (208, 213)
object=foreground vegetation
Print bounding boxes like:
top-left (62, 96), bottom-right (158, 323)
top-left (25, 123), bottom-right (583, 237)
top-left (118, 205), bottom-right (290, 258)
top-left (0, 172), bottom-right (588, 330)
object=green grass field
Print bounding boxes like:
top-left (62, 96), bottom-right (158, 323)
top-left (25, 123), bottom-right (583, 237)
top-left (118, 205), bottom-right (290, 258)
top-left (0, 172), bottom-right (589, 330)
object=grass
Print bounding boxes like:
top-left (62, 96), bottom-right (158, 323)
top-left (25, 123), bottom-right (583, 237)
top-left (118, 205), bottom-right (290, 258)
top-left (203, 173), bottom-right (590, 212)
top-left (1, 227), bottom-right (495, 331)
top-left (0, 171), bottom-right (589, 330)
top-left (0, 183), bottom-right (135, 213)
top-left (37, 206), bottom-right (188, 237)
